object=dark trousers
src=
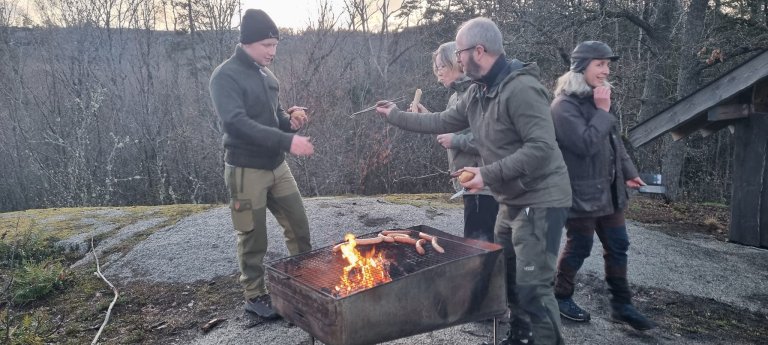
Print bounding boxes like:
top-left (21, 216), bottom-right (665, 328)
top-left (497, 206), bottom-right (568, 345)
top-left (463, 194), bottom-right (498, 242)
top-left (554, 211), bottom-right (632, 305)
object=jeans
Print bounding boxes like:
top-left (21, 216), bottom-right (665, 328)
top-left (554, 211), bottom-right (632, 304)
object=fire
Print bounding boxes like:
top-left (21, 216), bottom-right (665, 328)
top-left (334, 234), bottom-right (392, 296)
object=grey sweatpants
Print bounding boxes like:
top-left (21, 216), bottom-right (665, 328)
top-left (224, 162), bottom-right (312, 300)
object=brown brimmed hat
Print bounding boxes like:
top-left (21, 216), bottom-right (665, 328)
top-left (570, 41), bottom-right (619, 72)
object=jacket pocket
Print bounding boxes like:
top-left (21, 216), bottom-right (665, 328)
top-left (494, 178), bottom-right (528, 200)
top-left (570, 179), bottom-right (610, 213)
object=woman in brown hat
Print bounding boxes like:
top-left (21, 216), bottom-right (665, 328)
top-left (550, 40), bottom-right (655, 331)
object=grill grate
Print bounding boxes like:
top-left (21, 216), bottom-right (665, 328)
top-left (269, 231), bottom-right (486, 299)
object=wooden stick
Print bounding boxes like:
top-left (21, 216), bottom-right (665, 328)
top-left (91, 237), bottom-right (119, 345)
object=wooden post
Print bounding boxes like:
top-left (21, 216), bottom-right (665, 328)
top-left (729, 113), bottom-right (768, 248)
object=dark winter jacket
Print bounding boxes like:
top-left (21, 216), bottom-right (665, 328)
top-left (209, 45), bottom-right (296, 170)
top-left (550, 93), bottom-right (639, 218)
top-left (387, 57), bottom-right (572, 208)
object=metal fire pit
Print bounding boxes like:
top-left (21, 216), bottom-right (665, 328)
top-left (265, 225), bottom-right (507, 345)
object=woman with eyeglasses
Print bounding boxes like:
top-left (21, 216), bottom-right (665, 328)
top-left (409, 41), bottom-right (498, 243)
top-left (550, 40), bottom-right (655, 331)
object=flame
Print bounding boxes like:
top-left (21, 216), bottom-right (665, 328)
top-left (334, 233), bottom-right (392, 297)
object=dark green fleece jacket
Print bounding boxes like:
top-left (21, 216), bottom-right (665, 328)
top-left (387, 57), bottom-right (572, 208)
top-left (209, 45), bottom-right (296, 170)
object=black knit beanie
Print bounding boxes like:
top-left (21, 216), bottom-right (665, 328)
top-left (569, 41), bottom-right (619, 73)
top-left (240, 9), bottom-right (279, 44)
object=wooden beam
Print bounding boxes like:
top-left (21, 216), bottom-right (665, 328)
top-left (669, 113), bottom-right (710, 141)
top-left (754, 78), bottom-right (768, 113)
top-left (629, 50), bottom-right (768, 148)
top-left (707, 104), bottom-right (752, 121)
top-left (729, 114), bottom-right (768, 247)
top-left (700, 120), bottom-right (735, 138)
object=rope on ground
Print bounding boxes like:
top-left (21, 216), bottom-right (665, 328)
top-left (90, 237), bottom-right (119, 345)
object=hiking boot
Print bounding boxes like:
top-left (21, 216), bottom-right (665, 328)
top-left (245, 294), bottom-right (279, 319)
top-left (557, 297), bottom-right (591, 322)
top-left (498, 317), bottom-right (534, 345)
top-left (611, 303), bottom-right (656, 330)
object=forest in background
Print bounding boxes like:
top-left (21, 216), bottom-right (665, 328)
top-left (0, 0), bottom-right (766, 212)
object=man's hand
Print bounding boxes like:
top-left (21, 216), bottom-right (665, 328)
top-left (452, 166), bottom-right (484, 192)
top-left (375, 100), bottom-right (398, 117)
top-left (625, 176), bottom-right (646, 189)
top-left (593, 86), bottom-right (611, 112)
top-left (290, 135), bottom-right (314, 156)
top-left (436, 133), bottom-right (454, 149)
top-left (287, 106), bottom-right (308, 130)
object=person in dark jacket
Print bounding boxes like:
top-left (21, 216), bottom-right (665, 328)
top-left (377, 17), bottom-right (571, 345)
top-left (409, 41), bottom-right (498, 242)
top-left (550, 40), bottom-right (656, 331)
top-left (209, 9), bottom-right (313, 320)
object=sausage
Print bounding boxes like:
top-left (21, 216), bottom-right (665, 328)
top-left (431, 237), bottom-right (445, 253)
top-left (415, 239), bottom-right (426, 255)
top-left (356, 237), bottom-right (384, 245)
top-left (377, 233), bottom-right (395, 243)
top-left (457, 171), bottom-right (475, 183)
top-left (332, 237), bottom-right (383, 252)
top-left (387, 233), bottom-right (411, 239)
top-left (381, 230), bottom-right (412, 236)
top-left (418, 232), bottom-right (434, 241)
top-left (393, 236), bottom-right (417, 245)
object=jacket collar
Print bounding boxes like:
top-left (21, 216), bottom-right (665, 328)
top-left (476, 55), bottom-right (508, 87)
top-left (474, 57), bottom-right (526, 98)
top-left (449, 76), bottom-right (472, 93)
top-left (234, 44), bottom-right (262, 69)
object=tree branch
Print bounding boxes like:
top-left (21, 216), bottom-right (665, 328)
top-left (90, 237), bottom-right (119, 345)
top-left (583, 8), bottom-right (658, 41)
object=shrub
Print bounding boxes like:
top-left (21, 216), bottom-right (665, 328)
top-left (10, 260), bottom-right (65, 305)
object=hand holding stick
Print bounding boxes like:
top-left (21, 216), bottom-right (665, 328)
top-left (349, 96), bottom-right (406, 118)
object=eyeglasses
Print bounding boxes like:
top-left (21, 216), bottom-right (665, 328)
top-left (454, 46), bottom-right (475, 57)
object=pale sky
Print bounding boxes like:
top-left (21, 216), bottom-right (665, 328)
top-left (12, 0), bottom-right (408, 30)
top-left (242, 0), bottom-right (347, 29)
top-left (241, 0), bottom-right (407, 30)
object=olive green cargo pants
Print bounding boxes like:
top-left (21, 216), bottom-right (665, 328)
top-left (224, 162), bottom-right (312, 300)
top-left (496, 205), bottom-right (568, 345)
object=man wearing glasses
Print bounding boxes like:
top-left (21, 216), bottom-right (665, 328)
top-left (376, 17), bottom-right (571, 345)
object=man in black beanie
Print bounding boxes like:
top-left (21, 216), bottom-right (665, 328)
top-left (209, 8), bottom-right (313, 320)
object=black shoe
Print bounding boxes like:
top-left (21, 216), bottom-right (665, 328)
top-left (498, 317), bottom-right (534, 345)
top-left (557, 297), bottom-right (591, 322)
top-left (611, 303), bottom-right (656, 330)
top-left (245, 294), bottom-right (279, 319)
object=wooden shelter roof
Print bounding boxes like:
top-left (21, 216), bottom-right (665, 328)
top-left (628, 50), bottom-right (768, 148)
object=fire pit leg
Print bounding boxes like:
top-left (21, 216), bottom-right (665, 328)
top-left (308, 333), bottom-right (315, 345)
top-left (492, 316), bottom-right (498, 345)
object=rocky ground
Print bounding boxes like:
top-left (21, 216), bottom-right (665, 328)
top-left (2, 194), bottom-right (766, 345)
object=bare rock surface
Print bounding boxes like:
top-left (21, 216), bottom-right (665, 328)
top-left (85, 196), bottom-right (766, 345)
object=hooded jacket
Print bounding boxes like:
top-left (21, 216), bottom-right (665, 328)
top-left (209, 45), bottom-right (297, 170)
top-left (387, 57), bottom-right (572, 208)
top-left (551, 93), bottom-right (639, 218)
top-left (444, 77), bottom-right (491, 196)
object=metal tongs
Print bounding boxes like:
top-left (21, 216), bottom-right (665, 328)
top-left (348, 95), bottom-right (406, 118)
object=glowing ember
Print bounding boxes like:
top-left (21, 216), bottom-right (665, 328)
top-left (334, 234), bottom-right (392, 296)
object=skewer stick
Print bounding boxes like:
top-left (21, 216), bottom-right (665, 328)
top-left (349, 95), bottom-right (406, 117)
